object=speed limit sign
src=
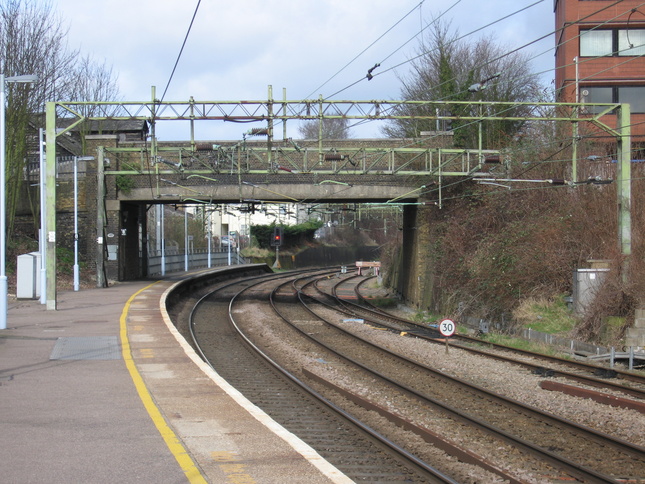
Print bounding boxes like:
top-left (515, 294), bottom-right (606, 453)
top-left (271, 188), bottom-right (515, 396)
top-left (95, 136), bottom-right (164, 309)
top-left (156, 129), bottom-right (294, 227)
top-left (439, 319), bottom-right (455, 337)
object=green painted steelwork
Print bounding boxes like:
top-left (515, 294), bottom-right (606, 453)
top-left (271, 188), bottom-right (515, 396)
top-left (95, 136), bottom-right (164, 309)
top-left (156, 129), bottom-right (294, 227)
top-left (43, 91), bottom-right (632, 309)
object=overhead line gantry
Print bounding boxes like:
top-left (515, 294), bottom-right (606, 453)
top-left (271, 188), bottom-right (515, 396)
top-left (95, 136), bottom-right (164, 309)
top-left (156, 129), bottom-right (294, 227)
top-left (43, 87), bottom-right (632, 310)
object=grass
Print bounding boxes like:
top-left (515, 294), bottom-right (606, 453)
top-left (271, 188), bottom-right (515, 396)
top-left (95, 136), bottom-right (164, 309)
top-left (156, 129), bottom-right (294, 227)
top-left (369, 296), bottom-right (398, 308)
top-left (602, 316), bottom-right (626, 345)
top-left (240, 246), bottom-right (273, 258)
top-left (512, 296), bottom-right (576, 335)
top-left (478, 332), bottom-right (563, 357)
top-left (460, 296), bottom-right (579, 358)
top-left (412, 311), bottom-right (443, 326)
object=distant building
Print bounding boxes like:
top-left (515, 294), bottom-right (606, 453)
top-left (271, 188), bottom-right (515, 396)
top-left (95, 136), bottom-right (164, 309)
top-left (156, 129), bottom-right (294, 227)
top-left (554, 0), bottom-right (645, 140)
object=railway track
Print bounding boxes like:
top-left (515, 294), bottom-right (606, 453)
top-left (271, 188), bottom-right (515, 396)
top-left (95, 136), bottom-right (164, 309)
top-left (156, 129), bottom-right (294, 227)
top-left (177, 267), bottom-right (645, 483)
top-left (188, 269), bottom-right (454, 483)
top-left (292, 275), bottom-right (645, 482)
top-left (323, 274), bottom-right (645, 401)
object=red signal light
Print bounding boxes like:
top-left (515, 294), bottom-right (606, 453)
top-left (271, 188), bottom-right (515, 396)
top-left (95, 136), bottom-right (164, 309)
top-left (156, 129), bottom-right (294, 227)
top-left (271, 227), bottom-right (283, 247)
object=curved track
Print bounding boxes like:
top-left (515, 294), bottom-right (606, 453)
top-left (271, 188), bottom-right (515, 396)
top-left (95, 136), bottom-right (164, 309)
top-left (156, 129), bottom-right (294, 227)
top-left (189, 269), bottom-right (454, 483)
top-left (326, 274), bottom-right (645, 400)
top-left (179, 268), bottom-right (645, 483)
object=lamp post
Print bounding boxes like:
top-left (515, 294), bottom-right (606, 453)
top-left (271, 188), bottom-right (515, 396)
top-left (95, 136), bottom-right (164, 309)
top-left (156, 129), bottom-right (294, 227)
top-left (161, 206), bottom-right (165, 276)
top-left (0, 74), bottom-right (37, 330)
top-left (39, 128), bottom-right (46, 304)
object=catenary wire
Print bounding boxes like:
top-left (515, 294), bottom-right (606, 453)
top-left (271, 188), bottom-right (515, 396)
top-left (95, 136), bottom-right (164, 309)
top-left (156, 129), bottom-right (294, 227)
top-left (343, 1), bottom-right (642, 150)
top-left (254, 3), bottom-right (642, 207)
top-left (160, 0), bottom-right (202, 103)
top-left (324, 0), bottom-right (543, 100)
top-left (304, 0), bottom-right (431, 99)
top-left (301, 0), bottom-right (571, 143)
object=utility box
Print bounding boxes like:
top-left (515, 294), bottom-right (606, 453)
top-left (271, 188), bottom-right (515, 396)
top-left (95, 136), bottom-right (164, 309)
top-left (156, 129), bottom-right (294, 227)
top-left (17, 252), bottom-right (41, 299)
top-left (573, 268), bottom-right (609, 314)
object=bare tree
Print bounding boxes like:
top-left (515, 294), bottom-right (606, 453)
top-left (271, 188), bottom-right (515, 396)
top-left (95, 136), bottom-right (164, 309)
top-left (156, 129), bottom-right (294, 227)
top-left (298, 118), bottom-right (351, 139)
top-left (383, 20), bottom-right (543, 148)
top-left (0, 0), bottom-right (121, 238)
top-left (67, 54), bottom-right (121, 116)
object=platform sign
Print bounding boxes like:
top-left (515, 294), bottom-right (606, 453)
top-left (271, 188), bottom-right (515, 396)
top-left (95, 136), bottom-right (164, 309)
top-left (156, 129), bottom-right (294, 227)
top-left (439, 319), bottom-right (455, 337)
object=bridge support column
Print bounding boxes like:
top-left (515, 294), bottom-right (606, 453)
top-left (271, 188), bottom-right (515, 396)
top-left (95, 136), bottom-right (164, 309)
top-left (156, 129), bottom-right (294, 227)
top-left (119, 202), bottom-right (146, 281)
top-left (394, 202), bottom-right (436, 311)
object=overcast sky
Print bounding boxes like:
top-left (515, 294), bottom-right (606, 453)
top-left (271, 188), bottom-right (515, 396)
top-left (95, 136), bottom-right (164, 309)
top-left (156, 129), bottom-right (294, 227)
top-left (54, 0), bottom-right (555, 140)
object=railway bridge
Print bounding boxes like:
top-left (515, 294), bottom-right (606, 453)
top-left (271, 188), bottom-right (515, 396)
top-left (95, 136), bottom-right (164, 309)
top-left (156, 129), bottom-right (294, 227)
top-left (58, 135), bottom-right (497, 304)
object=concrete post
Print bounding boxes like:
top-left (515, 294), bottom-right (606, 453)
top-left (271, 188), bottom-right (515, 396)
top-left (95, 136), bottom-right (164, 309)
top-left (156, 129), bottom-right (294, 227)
top-left (96, 146), bottom-right (107, 288)
top-left (616, 103), bottom-right (631, 282)
top-left (45, 102), bottom-right (57, 309)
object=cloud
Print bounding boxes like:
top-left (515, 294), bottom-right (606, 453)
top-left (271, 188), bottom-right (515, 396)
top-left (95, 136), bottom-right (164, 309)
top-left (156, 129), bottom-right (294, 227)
top-left (55, 0), bottom-right (555, 139)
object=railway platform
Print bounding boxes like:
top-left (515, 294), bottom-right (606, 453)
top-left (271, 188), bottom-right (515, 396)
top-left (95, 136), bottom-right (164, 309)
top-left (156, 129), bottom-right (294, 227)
top-left (0, 269), bottom-right (350, 483)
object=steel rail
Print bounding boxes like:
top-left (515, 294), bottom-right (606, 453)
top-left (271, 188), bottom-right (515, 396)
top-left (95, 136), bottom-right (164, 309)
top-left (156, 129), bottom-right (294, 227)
top-left (229, 272), bottom-right (458, 483)
top-left (336, 275), bottom-right (645, 396)
top-left (290, 275), bottom-right (645, 483)
top-left (182, 266), bottom-right (451, 482)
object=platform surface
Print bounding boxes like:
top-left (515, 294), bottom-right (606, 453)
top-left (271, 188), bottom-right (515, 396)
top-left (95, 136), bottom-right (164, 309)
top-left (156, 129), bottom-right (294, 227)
top-left (0, 272), bottom-right (350, 483)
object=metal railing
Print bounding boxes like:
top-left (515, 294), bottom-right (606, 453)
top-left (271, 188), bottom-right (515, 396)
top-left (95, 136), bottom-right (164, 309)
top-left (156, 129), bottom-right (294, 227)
top-left (147, 247), bottom-right (247, 276)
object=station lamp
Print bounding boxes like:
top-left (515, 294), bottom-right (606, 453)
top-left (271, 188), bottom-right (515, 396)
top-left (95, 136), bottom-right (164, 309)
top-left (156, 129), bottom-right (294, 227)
top-left (1, 73), bottom-right (37, 329)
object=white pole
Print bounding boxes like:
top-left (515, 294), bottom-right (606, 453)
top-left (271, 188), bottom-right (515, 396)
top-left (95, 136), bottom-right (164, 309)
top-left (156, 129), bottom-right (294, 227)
top-left (227, 212), bottom-right (231, 266)
top-left (0, 74), bottom-right (37, 325)
top-left (207, 208), bottom-right (212, 268)
top-left (227, 234), bottom-right (231, 265)
top-left (73, 156), bottom-right (79, 291)
top-left (184, 208), bottom-right (188, 272)
top-left (0, 74), bottom-right (7, 329)
top-left (574, 56), bottom-right (579, 102)
top-left (160, 206), bottom-right (165, 276)
top-left (155, 204), bottom-right (161, 253)
top-left (39, 128), bottom-right (46, 304)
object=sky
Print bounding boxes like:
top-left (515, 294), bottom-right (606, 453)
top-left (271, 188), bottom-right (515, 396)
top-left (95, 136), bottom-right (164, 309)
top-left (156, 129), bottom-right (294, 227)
top-left (53, 0), bottom-right (555, 141)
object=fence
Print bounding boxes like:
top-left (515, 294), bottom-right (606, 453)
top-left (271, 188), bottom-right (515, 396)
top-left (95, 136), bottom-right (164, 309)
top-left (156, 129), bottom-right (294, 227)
top-left (25, 156), bottom-right (88, 182)
top-left (520, 327), bottom-right (608, 356)
top-left (465, 316), bottom-right (644, 369)
top-left (147, 248), bottom-right (247, 276)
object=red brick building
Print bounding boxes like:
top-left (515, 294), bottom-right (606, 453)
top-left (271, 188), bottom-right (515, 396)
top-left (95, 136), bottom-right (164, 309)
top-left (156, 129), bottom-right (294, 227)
top-left (555, 0), bottom-right (645, 139)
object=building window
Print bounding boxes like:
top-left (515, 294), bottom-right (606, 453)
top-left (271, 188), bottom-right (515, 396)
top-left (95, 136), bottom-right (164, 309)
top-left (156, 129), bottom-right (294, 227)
top-left (580, 30), bottom-right (613, 56)
top-left (618, 29), bottom-right (645, 56)
top-left (580, 28), bottom-right (645, 56)
top-left (618, 86), bottom-right (645, 113)
top-left (581, 86), bottom-right (645, 113)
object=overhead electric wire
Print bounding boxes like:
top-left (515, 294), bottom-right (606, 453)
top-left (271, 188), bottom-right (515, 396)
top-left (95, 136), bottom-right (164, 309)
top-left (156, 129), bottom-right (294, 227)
top-left (304, 0), bottom-right (431, 99)
top-left (275, 0), bottom-right (641, 208)
top-left (325, 0), bottom-right (544, 99)
top-left (329, 0), bottom-right (630, 138)
top-left (160, 0), bottom-right (202, 103)
top-left (324, 0), bottom-right (543, 100)
top-left (304, 0), bottom-right (565, 144)
top-left (512, 1), bottom-right (645, 85)
top-left (415, 114), bottom-right (645, 203)
top-left (377, 0), bottom-right (463, 71)
top-left (379, 0), bottom-right (543, 81)
top-left (380, 0), bottom-right (633, 109)
top-left (312, 0), bottom-right (464, 105)
top-left (322, 1), bottom-right (549, 137)
top-left (345, 0), bottom-right (644, 154)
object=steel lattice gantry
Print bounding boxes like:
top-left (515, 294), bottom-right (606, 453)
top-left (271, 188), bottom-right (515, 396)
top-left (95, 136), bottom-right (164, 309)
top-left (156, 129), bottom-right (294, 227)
top-left (43, 91), bottom-right (632, 309)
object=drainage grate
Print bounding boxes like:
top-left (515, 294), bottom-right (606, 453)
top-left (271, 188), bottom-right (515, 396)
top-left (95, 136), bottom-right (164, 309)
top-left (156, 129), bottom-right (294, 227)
top-left (50, 336), bottom-right (121, 360)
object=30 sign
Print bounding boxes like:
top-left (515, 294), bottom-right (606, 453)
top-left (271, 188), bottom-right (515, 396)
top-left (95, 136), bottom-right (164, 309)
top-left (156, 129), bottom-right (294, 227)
top-left (439, 319), bottom-right (455, 337)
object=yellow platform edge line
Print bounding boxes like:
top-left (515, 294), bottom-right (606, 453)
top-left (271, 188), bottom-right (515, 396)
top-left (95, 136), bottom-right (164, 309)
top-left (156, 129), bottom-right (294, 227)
top-left (120, 281), bottom-right (207, 484)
